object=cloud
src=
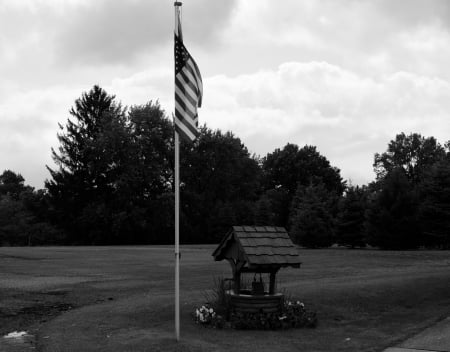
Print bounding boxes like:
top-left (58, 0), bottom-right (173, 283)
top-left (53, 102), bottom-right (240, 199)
top-left (0, 0), bottom-right (237, 87)
top-left (376, 0), bottom-right (450, 27)
top-left (0, 74), bottom-right (175, 188)
top-left (202, 61), bottom-right (450, 184)
top-left (0, 85), bottom-right (87, 188)
top-left (12, 59), bottom-right (447, 188)
top-left (109, 67), bottom-right (173, 112)
top-left (54, 0), bottom-right (237, 65)
top-left (220, 0), bottom-right (450, 80)
top-left (2, 0), bottom-right (450, 188)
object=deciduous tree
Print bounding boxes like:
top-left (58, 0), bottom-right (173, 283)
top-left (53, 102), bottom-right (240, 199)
top-left (180, 128), bottom-right (261, 242)
top-left (373, 132), bottom-right (445, 184)
top-left (262, 144), bottom-right (345, 228)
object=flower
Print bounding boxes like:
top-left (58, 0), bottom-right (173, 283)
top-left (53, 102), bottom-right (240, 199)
top-left (193, 305), bottom-right (217, 325)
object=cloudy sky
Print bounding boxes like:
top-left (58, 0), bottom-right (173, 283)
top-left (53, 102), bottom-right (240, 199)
top-left (1, 0), bottom-right (450, 188)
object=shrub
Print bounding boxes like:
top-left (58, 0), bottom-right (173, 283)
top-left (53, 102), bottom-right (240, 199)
top-left (203, 277), bottom-right (232, 317)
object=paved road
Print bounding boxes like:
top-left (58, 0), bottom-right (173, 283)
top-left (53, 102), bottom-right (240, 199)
top-left (384, 317), bottom-right (450, 352)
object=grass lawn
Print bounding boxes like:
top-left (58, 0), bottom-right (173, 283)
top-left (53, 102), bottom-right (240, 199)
top-left (0, 245), bottom-right (449, 351)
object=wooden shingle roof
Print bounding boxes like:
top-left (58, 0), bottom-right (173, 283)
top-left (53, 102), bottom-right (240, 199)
top-left (212, 226), bottom-right (301, 269)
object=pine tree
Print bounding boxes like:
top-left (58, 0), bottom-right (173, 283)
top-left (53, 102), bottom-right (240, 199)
top-left (365, 168), bottom-right (421, 249)
top-left (254, 195), bottom-right (275, 226)
top-left (419, 159), bottom-right (450, 248)
top-left (289, 183), bottom-right (335, 248)
top-left (336, 185), bottom-right (367, 248)
top-left (45, 85), bottom-right (128, 244)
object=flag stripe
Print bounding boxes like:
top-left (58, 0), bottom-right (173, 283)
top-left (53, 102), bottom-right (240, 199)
top-left (186, 61), bottom-right (203, 100)
top-left (176, 75), bottom-right (198, 107)
top-left (178, 70), bottom-right (199, 98)
top-left (175, 93), bottom-right (196, 118)
top-left (175, 92), bottom-right (197, 119)
top-left (175, 113), bottom-right (198, 135)
top-left (184, 61), bottom-right (202, 91)
top-left (175, 115), bottom-right (199, 141)
top-left (174, 10), bottom-right (202, 143)
top-left (175, 125), bottom-right (196, 143)
top-left (175, 125), bottom-right (192, 142)
top-left (175, 107), bottom-right (197, 132)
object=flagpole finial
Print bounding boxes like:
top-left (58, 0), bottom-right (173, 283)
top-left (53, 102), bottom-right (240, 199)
top-left (174, 1), bottom-right (182, 6)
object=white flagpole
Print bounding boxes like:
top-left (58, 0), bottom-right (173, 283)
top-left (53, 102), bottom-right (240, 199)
top-left (175, 132), bottom-right (180, 341)
top-left (174, 2), bottom-right (181, 342)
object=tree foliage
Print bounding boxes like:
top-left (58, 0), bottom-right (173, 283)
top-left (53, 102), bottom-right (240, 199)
top-left (4, 84), bottom-right (450, 250)
top-left (0, 170), bottom-right (29, 199)
top-left (373, 132), bottom-right (446, 184)
top-left (336, 185), bottom-right (367, 248)
top-left (365, 168), bottom-right (421, 249)
top-left (0, 170), bottom-right (61, 246)
top-left (180, 128), bottom-right (261, 242)
top-left (45, 87), bottom-right (176, 244)
top-left (418, 159), bottom-right (450, 248)
top-left (263, 144), bottom-right (345, 195)
top-left (289, 183), bottom-right (335, 248)
top-left (368, 133), bottom-right (450, 249)
top-left (254, 195), bottom-right (275, 226)
top-left (44, 86), bottom-right (262, 244)
top-left (127, 102), bottom-right (174, 199)
top-left (262, 144), bottom-right (345, 228)
top-left (46, 85), bottom-right (129, 243)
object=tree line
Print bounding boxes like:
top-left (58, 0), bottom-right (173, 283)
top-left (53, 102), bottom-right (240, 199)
top-left (1, 85), bottom-right (449, 249)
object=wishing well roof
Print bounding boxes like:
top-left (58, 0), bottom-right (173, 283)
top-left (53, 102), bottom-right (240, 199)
top-left (212, 226), bottom-right (301, 268)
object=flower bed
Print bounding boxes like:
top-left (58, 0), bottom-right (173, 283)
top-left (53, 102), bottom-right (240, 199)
top-left (193, 300), bottom-right (317, 330)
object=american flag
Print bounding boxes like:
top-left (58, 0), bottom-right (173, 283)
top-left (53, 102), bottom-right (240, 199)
top-left (174, 6), bottom-right (203, 142)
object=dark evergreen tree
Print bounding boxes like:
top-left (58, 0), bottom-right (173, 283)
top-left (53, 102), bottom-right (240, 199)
top-left (419, 159), bottom-right (450, 248)
top-left (254, 195), bottom-right (275, 226)
top-left (210, 201), bottom-right (237, 242)
top-left (365, 168), bottom-right (421, 249)
top-left (46, 85), bottom-right (130, 244)
top-left (0, 194), bottom-right (33, 246)
top-left (146, 193), bottom-right (175, 244)
top-left (46, 87), bottom-right (178, 245)
top-left (336, 185), bottom-right (367, 248)
top-left (289, 182), bottom-right (335, 248)
top-left (260, 188), bottom-right (290, 227)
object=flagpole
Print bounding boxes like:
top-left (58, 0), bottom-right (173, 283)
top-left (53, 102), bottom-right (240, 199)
top-left (175, 131), bottom-right (180, 341)
top-left (174, 1), bottom-right (182, 342)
